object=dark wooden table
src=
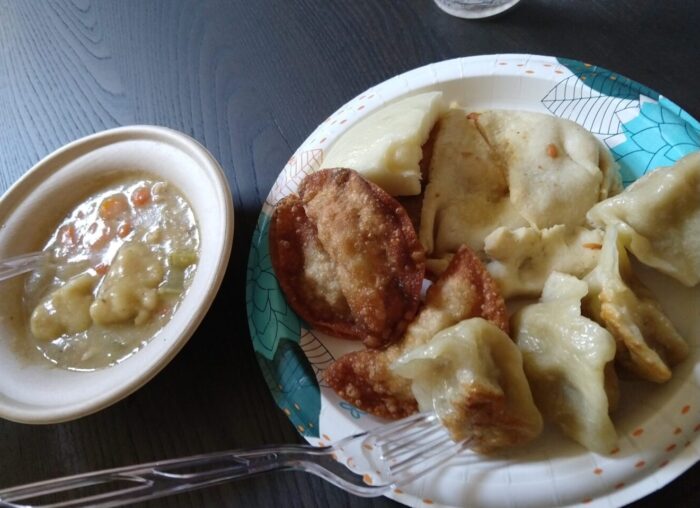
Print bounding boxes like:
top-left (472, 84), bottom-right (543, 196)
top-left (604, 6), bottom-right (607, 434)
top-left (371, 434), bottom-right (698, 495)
top-left (1, 1), bottom-right (698, 506)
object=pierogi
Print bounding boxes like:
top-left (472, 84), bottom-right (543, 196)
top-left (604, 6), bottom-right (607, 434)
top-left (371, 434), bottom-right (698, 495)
top-left (321, 92), bottom-right (446, 196)
top-left (392, 317), bottom-right (543, 454)
top-left (584, 227), bottom-right (689, 383)
top-left (485, 225), bottom-right (604, 298)
top-left (514, 273), bottom-right (618, 454)
top-left (419, 110), bottom-right (528, 258)
top-left (420, 109), bottom-right (619, 271)
top-left (476, 109), bottom-right (621, 228)
top-left (588, 151), bottom-right (700, 287)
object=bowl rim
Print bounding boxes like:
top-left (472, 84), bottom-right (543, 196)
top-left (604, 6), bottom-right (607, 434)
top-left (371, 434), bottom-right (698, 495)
top-left (0, 125), bottom-right (234, 424)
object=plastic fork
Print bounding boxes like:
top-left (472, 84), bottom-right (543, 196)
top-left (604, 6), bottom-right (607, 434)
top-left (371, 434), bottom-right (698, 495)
top-left (0, 251), bottom-right (48, 283)
top-left (0, 250), bottom-right (111, 283)
top-left (0, 412), bottom-right (466, 507)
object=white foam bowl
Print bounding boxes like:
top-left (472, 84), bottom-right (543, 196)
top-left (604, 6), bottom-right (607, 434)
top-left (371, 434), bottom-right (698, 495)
top-left (0, 126), bottom-right (233, 423)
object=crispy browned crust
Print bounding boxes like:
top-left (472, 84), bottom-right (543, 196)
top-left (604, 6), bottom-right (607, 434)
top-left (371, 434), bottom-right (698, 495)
top-left (323, 349), bottom-right (418, 419)
top-left (324, 245), bottom-right (510, 419)
top-left (442, 384), bottom-right (541, 454)
top-left (269, 195), bottom-right (359, 340)
top-left (426, 245), bottom-right (509, 337)
top-left (598, 270), bottom-right (688, 384)
top-left (299, 168), bottom-right (426, 348)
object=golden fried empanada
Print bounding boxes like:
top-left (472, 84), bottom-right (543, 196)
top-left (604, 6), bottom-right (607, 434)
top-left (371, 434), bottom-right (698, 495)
top-left (270, 169), bottom-right (425, 348)
top-left (298, 168), bottom-right (425, 348)
top-left (269, 195), bottom-right (358, 340)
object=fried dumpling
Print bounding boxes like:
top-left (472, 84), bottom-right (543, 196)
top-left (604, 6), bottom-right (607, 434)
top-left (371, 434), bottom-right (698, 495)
top-left (392, 318), bottom-right (543, 454)
top-left (419, 109), bottom-right (528, 259)
top-left (323, 245), bottom-right (509, 419)
top-left (484, 225), bottom-right (604, 298)
top-left (269, 195), bottom-right (357, 340)
top-left (513, 272), bottom-right (618, 454)
top-left (584, 227), bottom-right (689, 383)
top-left (587, 151), bottom-right (700, 287)
top-left (270, 168), bottom-right (426, 349)
top-left (476, 110), bottom-right (620, 228)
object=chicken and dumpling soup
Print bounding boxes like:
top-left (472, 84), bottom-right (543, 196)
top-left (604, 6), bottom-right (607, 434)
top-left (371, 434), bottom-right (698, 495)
top-left (24, 174), bottom-right (199, 370)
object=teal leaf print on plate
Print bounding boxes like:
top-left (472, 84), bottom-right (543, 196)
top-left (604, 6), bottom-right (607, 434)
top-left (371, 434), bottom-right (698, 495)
top-left (246, 213), bottom-right (301, 361)
top-left (300, 329), bottom-right (335, 386)
top-left (544, 58), bottom-right (659, 136)
top-left (611, 97), bottom-right (700, 184)
top-left (246, 212), bottom-right (321, 437)
top-left (546, 58), bottom-right (700, 185)
top-left (556, 57), bottom-right (659, 102)
top-left (255, 339), bottom-right (321, 437)
top-left (339, 401), bottom-right (365, 420)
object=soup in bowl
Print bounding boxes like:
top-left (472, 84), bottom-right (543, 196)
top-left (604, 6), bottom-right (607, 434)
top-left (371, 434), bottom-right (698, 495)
top-left (0, 126), bottom-right (233, 423)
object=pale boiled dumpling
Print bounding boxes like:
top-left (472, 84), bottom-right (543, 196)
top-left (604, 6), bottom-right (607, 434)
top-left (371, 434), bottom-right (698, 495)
top-left (419, 109), bottom-right (528, 259)
top-left (587, 151), bottom-right (700, 286)
top-left (584, 226), bottom-right (689, 383)
top-left (513, 272), bottom-right (618, 454)
top-left (30, 273), bottom-right (98, 341)
top-left (391, 317), bottom-right (543, 454)
top-left (320, 91), bottom-right (446, 196)
top-left (476, 110), bottom-right (620, 228)
top-left (484, 225), bottom-right (604, 298)
top-left (90, 242), bottom-right (164, 326)
top-left (420, 109), bottom-right (619, 269)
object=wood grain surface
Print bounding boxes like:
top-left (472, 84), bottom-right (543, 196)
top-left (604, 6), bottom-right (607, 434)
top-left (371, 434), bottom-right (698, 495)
top-left (0, 1), bottom-right (698, 507)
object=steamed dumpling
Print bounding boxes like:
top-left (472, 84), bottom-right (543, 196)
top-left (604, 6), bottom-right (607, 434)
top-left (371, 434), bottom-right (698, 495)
top-left (476, 110), bottom-right (620, 228)
top-left (391, 318), bottom-right (543, 454)
top-left (419, 109), bottom-right (528, 259)
top-left (513, 272), bottom-right (618, 454)
top-left (321, 92), bottom-right (446, 196)
top-left (587, 151), bottom-right (700, 286)
top-left (584, 227), bottom-right (689, 383)
top-left (420, 109), bottom-right (619, 270)
top-left (485, 225), bottom-right (604, 298)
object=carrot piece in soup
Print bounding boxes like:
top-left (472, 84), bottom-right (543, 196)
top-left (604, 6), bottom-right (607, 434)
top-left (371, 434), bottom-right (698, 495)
top-left (131, 186), bottom-right (152, 207)
top-left (117, 222), bottom-right (132, 238)
top-left (99, 194), bottom-right (129, 219)
top-left (94, 263), bottom-right (110, 276)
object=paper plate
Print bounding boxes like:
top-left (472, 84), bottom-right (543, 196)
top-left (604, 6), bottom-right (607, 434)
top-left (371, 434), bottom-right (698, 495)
top-left (245, 54), bottom-right (700, 507)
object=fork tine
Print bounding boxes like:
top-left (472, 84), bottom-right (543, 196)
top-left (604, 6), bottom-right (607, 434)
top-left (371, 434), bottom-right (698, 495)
top-left (381, 425), bottom-right (446, 457)
top-left (380, 422), bottom-right (439, 447)
top-left (390, 439), bottom-right (468, 486)
top-left (358, 411), bottom-right (470, 490)
top-left (369, 411), bottom-right (437, 440)
top-left (385, 432), bottom-right (451, 470)
top-left (389, 436), bottom-right (457, 474)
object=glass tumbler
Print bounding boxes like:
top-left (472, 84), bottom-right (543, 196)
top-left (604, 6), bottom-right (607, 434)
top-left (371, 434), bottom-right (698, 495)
top-left (433, 0), bottom-right (521, 19)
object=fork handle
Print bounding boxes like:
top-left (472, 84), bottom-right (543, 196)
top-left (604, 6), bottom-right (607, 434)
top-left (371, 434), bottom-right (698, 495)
top-left (0, 445), bottom-right (331, 508)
